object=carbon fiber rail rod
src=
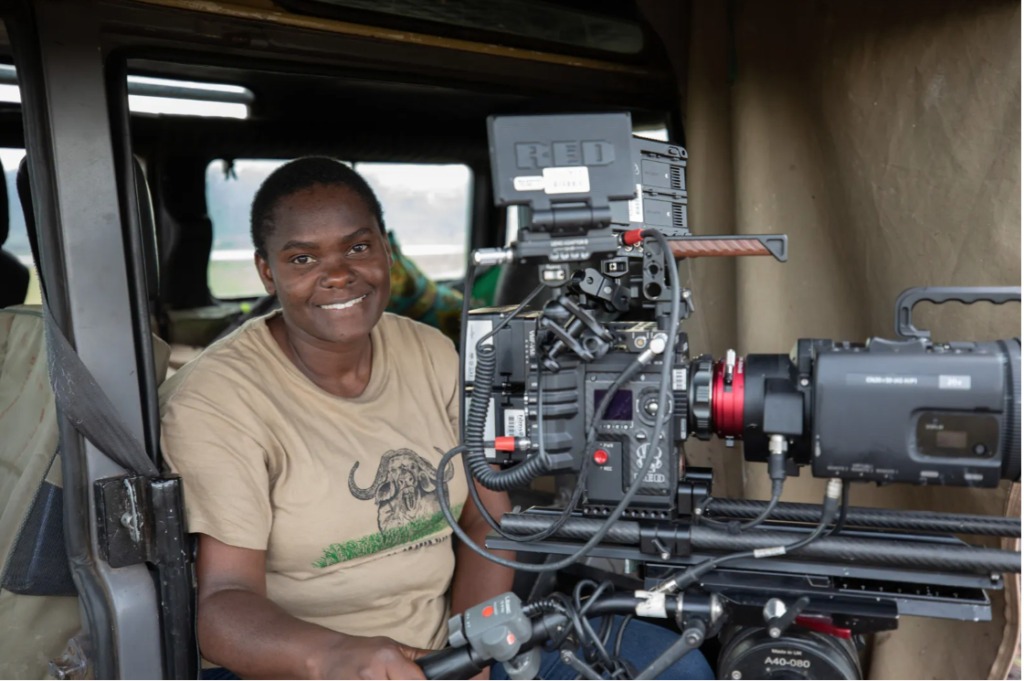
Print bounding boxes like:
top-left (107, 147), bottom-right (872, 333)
top-left (500, 513), bottom-right (1021, 574)
top-left (702, 499), bottom-right (1021, 537)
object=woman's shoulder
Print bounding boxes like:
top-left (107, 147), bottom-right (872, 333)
top-left (159, 315), bottom-right (277, 408)
top-left (376, 313), bottom-right (459, 388)
top-left (378, 312), bottom-right (457, 355)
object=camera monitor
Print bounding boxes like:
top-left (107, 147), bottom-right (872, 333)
top-left (487, 112), bottom-right (637, 217)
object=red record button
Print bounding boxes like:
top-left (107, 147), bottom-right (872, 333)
top-left (482, 605), bottom-right (494, 618)
top-left (593, 449), bottom-right (609, 465)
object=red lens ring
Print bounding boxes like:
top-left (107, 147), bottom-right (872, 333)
top-left (712, 357), bottom-right (745, 438)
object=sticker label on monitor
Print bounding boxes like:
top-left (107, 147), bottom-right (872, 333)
top-left (543, 166), bottom-right (590, 194)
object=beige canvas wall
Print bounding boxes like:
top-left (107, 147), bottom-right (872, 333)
top-left (646, 0), bottom-right (1022, 678)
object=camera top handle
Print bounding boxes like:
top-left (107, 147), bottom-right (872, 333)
top-left (894, 286), bottom-right (1021, 339)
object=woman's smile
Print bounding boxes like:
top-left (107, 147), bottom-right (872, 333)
top-left (317, 294), bottom-right (368, 311)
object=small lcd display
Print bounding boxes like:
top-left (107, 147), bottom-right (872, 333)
top-left (595, 389), bottom-right (633, 421)
top-left (935, 430), bottom-right (968, 449)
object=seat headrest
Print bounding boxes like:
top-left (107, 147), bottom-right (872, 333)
top-left (17, 156), bottom-right (158, 305)
top-left (0, 154), bottom-right (8, 248)
top-left (16, 156), bottom-right (39, 273)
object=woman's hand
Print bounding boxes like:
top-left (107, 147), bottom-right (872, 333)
top-left (195, 535), bottom-right (431, 679)
top-left (312, 635), bottom-right (429, 680)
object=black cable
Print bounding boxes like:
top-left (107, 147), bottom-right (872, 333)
top-left (698, 449), bottom-right (787, 534)
top-left (573, 580), bottom-right (616, 671)
top-left (658, 479), bottom-right (843, 593)
top-left (699, 479), bottom-right (784, 533)
top-left (737, 479), bottom-right (785, 531)
top-left (613, 614), bottom-right (634, 659)
top-left (438, 445), bottom-right (633, 572)
top-left (461, 283), bottom-right (551, 496)
top-left (465, 332), bottom-right (645, 545)
top-left (455, 259), bottom-right (507, 533)
top-left (496, 356), bottom-right (588, 543)
top-left (829, 480), bottom-right (851, 536)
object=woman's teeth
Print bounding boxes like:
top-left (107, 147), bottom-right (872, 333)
top-left (319, 295), bottom-right (366, 310)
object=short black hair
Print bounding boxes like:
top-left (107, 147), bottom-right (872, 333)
top-left (250, 156), bottom-right (385, 257)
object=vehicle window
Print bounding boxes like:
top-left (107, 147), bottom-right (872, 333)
top-left (205, 160), bottom-right (471, 299)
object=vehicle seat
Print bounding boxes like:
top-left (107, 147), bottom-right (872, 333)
top-left (18, 156), bottom-right (163, 327)
top-left (0, 306), bottom-right (171, 678)
top-left (1, 158), bottom-right (169, 678)
top-left (0, 155), bottom-right (29, 308)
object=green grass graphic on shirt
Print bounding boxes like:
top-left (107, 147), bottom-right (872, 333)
top-left (313, 504), bottom-right (463, 568)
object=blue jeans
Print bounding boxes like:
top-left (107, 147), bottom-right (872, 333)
top-left (490, 615), bottom-right (714, 680)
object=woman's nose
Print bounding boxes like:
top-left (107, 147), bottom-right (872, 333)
top-left (320, 257), bottom-right (355, 287)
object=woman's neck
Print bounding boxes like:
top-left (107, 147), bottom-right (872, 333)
top-left (268, 315), bottom-right (374, 398)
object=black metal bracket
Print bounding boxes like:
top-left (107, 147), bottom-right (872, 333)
top-left (96, 475), bottom-right (150, 567)
top-left (639, 523), bottom-right (691, 558)
top-left (676, 466), bottom-right (713, 518)
top-left (94, 474), bottom-right (198, 678)
top-left (94, 474), bottom-right (190, 569)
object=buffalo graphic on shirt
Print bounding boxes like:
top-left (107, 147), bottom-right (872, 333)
top-left (349, 449), bottom-right (455, 532)
top-left (313, 449), bottom-right (459, 568)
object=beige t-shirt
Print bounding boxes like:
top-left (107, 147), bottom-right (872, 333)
top-left (160, 311), bottom-right (467, 650)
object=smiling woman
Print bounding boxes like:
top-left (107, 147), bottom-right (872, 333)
top-left (251, 160), bottom-right (392, 392)
top-left (159, 157), bottom-right (514, 680)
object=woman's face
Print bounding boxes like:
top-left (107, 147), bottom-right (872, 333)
top-left (256, 183), bottom-right (391, 350)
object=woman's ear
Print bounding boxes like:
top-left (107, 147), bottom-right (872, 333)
top-left (255, 251), bottom-right (276, 296)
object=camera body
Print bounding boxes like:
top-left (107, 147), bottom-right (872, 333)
top-left (466, 311), bottom-right (691, 512)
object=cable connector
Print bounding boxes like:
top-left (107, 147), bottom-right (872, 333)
top-left (638, 333), bottom-right (669, 365)
top-left (472, 247), bottom-right (513, 266)
top-left (767, 435), bottom-right (787, 483)
top-left (622, 228), bottom-right (645, 246)
top-left (492, 437), bottom-right (533, 453)
top-left (826, 477), bottom-right (843, 501)
top-left (820, 478), bottom-right (844, 519)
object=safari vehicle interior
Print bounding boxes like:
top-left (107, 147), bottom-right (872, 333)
top-left (0, 1), bottom-right (680, 678)
top-left (0, 1), bottom-right (1019, 680)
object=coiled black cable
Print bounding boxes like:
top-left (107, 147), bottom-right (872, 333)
top-left (464, 344), bottom-right (552, 491)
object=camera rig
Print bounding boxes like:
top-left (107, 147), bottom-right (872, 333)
top-left (424, 113), bottom-right (1022, 680)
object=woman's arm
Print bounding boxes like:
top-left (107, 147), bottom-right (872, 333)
top-left (449, 481), bottom-right (516, 617)
top-left (196, 534), bottom-right (427, 680)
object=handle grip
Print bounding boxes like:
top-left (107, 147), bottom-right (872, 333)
top-left (417, 646), bottom-right (485, 681)
top-left (894, 286), bottom-right (1021, 339)
top-left (664, 235), bottom-right (788, 262)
